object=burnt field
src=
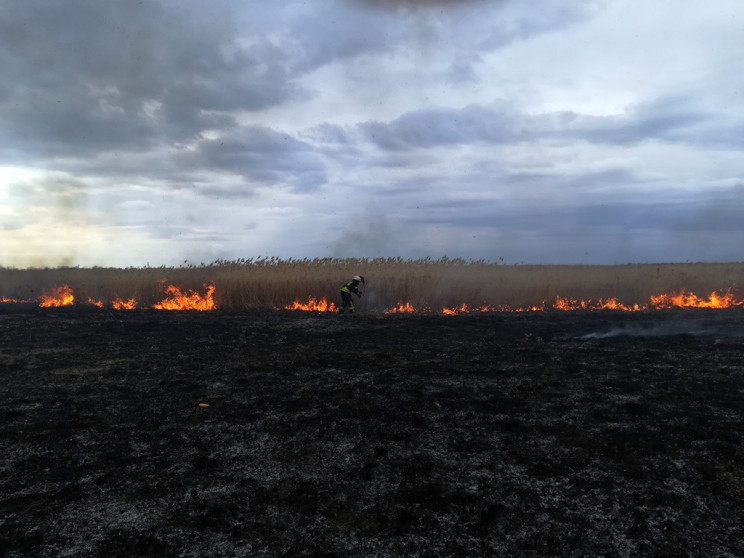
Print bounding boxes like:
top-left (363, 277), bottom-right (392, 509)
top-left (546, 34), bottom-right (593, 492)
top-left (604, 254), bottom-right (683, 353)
top-left (1, 307), bottom-right (743, 557)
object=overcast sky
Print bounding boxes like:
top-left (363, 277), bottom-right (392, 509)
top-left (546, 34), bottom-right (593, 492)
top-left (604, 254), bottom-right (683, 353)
top-left (1, 0), bottom-right (743, 267)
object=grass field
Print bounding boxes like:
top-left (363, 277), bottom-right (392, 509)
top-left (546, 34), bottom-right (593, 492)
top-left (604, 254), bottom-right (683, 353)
top-left (1, 259), bottom-right (744, 312)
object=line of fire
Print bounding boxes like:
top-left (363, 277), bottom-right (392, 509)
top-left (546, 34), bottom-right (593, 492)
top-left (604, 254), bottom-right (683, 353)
top-left (0, 284), bottom-right (216, 312)
top-left (1, 284), bottom-right (743, 313)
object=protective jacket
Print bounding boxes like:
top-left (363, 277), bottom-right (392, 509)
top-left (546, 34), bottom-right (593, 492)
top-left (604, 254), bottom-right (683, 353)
top-left (340, 278), bottom-right (363, 296)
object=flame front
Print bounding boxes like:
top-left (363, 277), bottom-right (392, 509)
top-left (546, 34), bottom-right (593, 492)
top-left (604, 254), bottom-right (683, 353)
top-left (436, 290), bottom-right (742, 314)
top-left (39, 285), bottom-right (75, 307)
top-left (1, 283), bottom-right (743, 313)
top-left (282, 297), bottom-right (337, 312)
top-left (648, 289), bottom-right (743, 309)
top-left (152, 284), bottom-right (216, 311)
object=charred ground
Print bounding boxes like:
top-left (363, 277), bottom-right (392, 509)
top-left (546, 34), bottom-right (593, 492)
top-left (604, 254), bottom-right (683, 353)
top-left (1, 307), bottom-right (743, 556)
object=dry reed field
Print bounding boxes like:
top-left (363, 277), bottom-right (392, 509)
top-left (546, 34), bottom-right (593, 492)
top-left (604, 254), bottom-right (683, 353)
top-left (1, 259), bottom-right (744, 312)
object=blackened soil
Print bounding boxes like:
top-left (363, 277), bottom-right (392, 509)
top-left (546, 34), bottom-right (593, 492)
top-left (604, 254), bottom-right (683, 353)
top-left (1, 307), bottom-right (743, 557)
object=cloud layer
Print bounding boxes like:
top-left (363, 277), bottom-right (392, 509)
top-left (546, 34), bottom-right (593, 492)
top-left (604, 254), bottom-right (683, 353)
top-left (1, 0), bottom-right (743, 267)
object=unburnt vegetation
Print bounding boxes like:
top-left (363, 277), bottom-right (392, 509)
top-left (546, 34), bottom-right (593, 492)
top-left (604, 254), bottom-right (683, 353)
top-left (1, 259), bottom-right (744, 311)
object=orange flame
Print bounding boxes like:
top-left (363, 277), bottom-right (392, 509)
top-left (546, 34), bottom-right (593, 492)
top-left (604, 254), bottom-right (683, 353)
top-left (512, 302), bottom-right (548, 313)
top-left (39, 285), bottom-right (75, 307)
top-left (434, 289), bottom-right (742, 314)
top-left (648, 289), bottom-right (743, 309)
top-left (112, 296), bottom-right (137, 310)
top-left (442, 303), bottom-right (503, 314)
top-left (553, 296), bottom-right (587, 311)
top-left (282, 297), bottom-right (338, 312)
top-left (2, 284), bottom-right (743, 313)
top-left (152, 284), bottom-right (216, 311)
top-left (384, 301), bottom-right (417, 314)
top-left (593, 298), bottom-right (639, 311)
top-left (442, 303), bottom-right (470, 315)
top-left (87, 297), bottom-right (104, 308)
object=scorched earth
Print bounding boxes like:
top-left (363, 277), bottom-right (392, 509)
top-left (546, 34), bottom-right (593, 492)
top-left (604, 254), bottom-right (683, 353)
top-left (1, 306), bottom-right (743, 556)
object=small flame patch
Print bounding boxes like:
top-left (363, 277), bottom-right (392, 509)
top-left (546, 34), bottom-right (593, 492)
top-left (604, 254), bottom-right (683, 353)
top-left (282, 297), bottom-right (338, 312)
top-left (39, 285), bottom-right (75, 307)
top-left (152, 284), bottom-right (216, 311)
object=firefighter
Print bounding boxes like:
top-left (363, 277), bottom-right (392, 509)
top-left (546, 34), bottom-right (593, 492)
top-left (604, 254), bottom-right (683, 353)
top-left (339, 275), bottom-right (365, 314)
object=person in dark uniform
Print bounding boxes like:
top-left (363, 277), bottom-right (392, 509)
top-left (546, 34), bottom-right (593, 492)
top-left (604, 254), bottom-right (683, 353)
top-left (339, 275), bottom-right (365, 314)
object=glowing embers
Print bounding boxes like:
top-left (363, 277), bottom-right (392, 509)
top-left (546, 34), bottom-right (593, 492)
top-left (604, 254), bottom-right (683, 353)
top-left (442, 303), bottom-right (509, 314)
top-left (282, 297), bottom-right (338, 312)
top-left (152, 283), bottom-right (216, 311)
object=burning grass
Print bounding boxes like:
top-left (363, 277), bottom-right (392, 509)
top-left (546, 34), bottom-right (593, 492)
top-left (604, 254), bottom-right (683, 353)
top-left (151, 283), bottom-right (216, 311)
top-left (1, 258), bottom-right (743, 313)
top-left (0, 280), bottom-right (216, 311)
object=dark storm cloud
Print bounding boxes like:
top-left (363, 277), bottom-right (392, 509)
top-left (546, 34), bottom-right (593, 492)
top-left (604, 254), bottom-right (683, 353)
top-left (409, 180), bottom-right (744, 237)
top-left (0, 89), bottom-right (159, 158)
top-left (408, 199), bottom-right (635, 233)
top-left (0, 0), bottom-right (297, 159)
top-left (397, 169), bottom-right (642, 225)
top-left (360, 104), bottom-right (525, 149)
top-left (557, 95), bottom-right (712, 146)
top-left (306, 124), bottom-right (356, 146)
top-left (298, 0), bottom-right (600, 77)
top-left (446, 53), bottom-right (483, 83)
top-left (187, 127), bottom-right (327, 192)
top-left (663, 116), bottom-right (744, 150)
top-left (0, 0), bottom-right (611, 166)
top-left (358, 93), bottom-right (725, 152)
top-left (500, 169), bottom-right (638, 194)
top-left (282, 2), bottom-right (405, 74)
top-left (474, 2), bottom-right (602, 51)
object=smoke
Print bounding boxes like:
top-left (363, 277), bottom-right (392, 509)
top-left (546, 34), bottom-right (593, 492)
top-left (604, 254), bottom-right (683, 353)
top-left (360, 289), bottom-right (383, 311)
top-left (577, 321), bottom-right (741, 340)
top-left (330, 214), bottom-right (395, 258)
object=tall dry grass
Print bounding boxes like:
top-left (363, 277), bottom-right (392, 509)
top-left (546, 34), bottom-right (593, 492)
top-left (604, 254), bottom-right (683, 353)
top-left (1, 258), bottom-right (743, 311)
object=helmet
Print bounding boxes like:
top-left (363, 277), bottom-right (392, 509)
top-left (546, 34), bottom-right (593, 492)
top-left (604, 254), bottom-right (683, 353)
top-left (354, 275), bottom-right (365, 284)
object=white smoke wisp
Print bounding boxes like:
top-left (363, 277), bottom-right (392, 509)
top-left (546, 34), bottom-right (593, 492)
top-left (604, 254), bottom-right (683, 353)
top-left (576, 322), bottom-right (728, 340)
top-left (360, 289), bottom-right (382, 311)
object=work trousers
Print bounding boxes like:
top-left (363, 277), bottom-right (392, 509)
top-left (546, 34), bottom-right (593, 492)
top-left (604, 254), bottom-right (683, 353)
top-left (339, 291), bottom-right (354, 313)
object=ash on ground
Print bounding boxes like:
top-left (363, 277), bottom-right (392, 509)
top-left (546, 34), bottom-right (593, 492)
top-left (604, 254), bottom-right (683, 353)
top-left (1, 308), bottom-right (743, 557)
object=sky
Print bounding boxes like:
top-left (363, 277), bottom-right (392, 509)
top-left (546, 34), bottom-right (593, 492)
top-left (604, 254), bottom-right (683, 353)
top-left (1, 0), bottom-right (743, 268)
